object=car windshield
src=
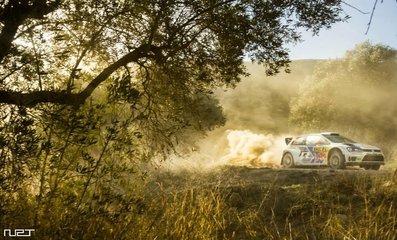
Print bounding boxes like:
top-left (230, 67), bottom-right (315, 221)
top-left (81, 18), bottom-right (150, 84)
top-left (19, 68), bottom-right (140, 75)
top-left (323, 134), bottom-right (356, 144)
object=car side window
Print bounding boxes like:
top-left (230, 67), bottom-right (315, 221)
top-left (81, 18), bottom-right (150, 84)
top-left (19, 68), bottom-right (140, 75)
top-left (306, 135), bottom-right (328, 145)
top-left (291, 136), bottom-right (306, 145)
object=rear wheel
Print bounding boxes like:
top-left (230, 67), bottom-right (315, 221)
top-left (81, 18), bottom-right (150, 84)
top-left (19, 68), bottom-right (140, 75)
top-left (328, 150), bottom-right (345, 169)
top-left (282, 153), bottom-right (294, 168)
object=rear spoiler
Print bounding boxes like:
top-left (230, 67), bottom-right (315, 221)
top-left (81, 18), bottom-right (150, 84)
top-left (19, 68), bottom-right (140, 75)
top-left (285, 137), bottom-right (293, 145)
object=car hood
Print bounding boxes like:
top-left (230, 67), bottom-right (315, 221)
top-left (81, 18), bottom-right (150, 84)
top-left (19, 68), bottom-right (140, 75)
top-left (343, 143), bottom-right (381, 150)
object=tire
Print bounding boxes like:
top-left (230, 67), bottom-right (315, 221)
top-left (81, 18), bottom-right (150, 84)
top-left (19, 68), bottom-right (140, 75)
top-left (328, 150), bottom-right (345, 169)
top-left (282, 153), bottom-right (294, 168)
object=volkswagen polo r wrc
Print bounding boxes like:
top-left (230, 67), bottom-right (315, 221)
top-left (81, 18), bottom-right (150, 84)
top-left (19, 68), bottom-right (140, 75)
top-left (281, 132), bottom-right (385, 170)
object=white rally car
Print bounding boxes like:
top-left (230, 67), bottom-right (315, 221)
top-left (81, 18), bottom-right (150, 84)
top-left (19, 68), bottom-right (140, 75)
top-left (281, 132), bottom-right (385, 170)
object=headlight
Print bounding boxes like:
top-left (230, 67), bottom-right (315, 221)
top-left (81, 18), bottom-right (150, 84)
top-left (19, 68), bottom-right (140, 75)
top-left (347, 147), bottom-right (362, 152)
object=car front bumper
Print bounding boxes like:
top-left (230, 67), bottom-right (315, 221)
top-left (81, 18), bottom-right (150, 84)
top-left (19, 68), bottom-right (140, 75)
top-left (345, 152), bottom-right (384, 166)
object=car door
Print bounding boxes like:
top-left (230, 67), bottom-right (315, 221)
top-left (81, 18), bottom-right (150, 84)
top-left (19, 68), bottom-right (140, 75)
top-left (288, 136), bottom-right (310, 165)
top-left (305, 135), bottom-right (330, 165)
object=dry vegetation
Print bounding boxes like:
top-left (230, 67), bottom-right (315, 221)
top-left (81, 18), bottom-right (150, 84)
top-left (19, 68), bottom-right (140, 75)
top-left (3, 166), bottom-right (397, 239)
top-left (95, 167), bottom-right (397, 240)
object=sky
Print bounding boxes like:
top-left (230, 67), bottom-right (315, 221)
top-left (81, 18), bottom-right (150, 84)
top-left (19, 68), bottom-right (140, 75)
top-left (289, 0), bottom-right (397, 60)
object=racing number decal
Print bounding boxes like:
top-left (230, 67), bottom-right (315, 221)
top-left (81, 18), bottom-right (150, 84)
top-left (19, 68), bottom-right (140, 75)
top-left (308, 146), bottom-right (329, 163)
top-left (298, 146), bottom-right (329, 163)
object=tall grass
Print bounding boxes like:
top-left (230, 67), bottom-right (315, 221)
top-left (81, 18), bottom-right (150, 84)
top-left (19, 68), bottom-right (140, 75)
top-left (2, 169), bottom-right (397, 239)
top-left (132, 170), bottom-right (397, 240)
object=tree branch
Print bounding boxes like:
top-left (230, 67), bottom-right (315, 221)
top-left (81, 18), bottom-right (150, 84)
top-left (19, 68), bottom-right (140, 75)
top-left (0, 16), bottom-right (23, 62)
top-left (0, 44), bottom-right (158, 107)
top-left (365, 0), bottom-right (379, 35)
top-left (0, 90), bottom-right (82, 106)
top-left (0, 0), bottom-right (61, 62)
top-left (342, 1), bottom-right (370, 14)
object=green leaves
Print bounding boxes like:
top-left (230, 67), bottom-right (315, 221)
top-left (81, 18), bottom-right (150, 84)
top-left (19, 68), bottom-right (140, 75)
top-left (0, 0), bottom-right (347, 106)
top-left (107, 75), bottom-right (140, 103)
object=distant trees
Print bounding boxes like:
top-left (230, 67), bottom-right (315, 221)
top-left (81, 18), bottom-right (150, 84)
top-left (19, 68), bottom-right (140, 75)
top-left (289, 42), bottom-right (397, 152)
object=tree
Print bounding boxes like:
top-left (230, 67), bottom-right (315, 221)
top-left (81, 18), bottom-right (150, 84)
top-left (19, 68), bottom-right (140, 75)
top-left (0, 0), bottom-right (346, 106)
top-left (289, 42), bottom-right (397, 154)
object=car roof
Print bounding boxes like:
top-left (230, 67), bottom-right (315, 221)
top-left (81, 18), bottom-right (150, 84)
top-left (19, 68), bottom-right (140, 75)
top-left (320, 132), bottom-right (340, 136)
top-left (295, 132), bottom-right (340, 138)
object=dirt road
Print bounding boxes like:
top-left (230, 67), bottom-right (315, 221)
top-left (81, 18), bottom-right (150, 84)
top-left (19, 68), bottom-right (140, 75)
top-left (220, 166), bottom-right (393, 186)
top-left (152, 166), bottom-right (394, 191)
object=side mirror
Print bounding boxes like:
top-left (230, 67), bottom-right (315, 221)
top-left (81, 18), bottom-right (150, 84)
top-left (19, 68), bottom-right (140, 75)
top-left (285, 137), bottom-right (292, 145)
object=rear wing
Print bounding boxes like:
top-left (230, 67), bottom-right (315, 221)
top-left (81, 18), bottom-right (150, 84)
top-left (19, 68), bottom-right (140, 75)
top-left (285, 137), bottom-right (293, 145)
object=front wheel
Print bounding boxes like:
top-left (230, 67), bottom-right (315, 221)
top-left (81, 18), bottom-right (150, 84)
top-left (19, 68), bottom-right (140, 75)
top-left (328, 150), bottom-right (345, 169)
top-left (282, 153), bottom-right (294, 168)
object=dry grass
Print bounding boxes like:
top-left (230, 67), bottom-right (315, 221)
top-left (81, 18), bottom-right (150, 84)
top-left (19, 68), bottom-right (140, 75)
top-left (3, 168), bottom-right (397, 239)
top-left (128, 168), bottom-right (397, 240)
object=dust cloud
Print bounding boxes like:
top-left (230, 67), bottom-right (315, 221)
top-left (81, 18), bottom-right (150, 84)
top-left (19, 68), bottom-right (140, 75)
top-left (160, 129), bottom-right (287, 171)
top-left (216, 61), bottom-right (318, 134)
top-left (159, 61), bottom-right (317, 171)
top-left (220, 130), bottom-right (285, 168)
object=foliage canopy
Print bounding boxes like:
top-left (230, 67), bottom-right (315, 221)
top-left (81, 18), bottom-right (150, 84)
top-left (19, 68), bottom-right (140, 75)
top-left (0, 0), bottom-right (346, 106)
